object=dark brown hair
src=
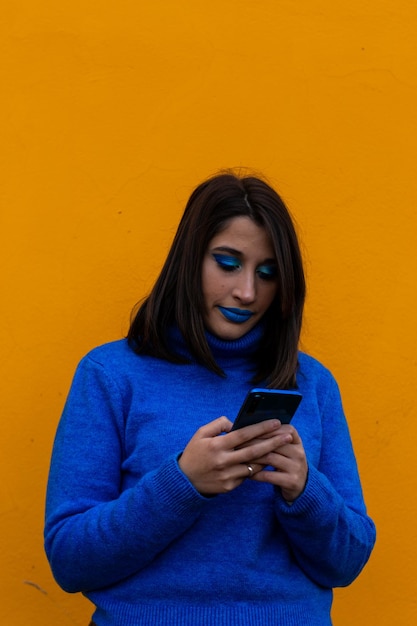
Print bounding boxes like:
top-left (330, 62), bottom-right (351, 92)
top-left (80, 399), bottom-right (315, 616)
top-left (127, 172), bottom-right (305, 388)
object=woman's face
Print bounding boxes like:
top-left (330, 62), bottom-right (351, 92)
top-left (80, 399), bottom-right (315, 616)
top-left (201, 216), bottom-right (278, 340)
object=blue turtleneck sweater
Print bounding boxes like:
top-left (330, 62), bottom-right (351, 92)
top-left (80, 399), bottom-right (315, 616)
top-left (44, 326), bottom-right (375, 626)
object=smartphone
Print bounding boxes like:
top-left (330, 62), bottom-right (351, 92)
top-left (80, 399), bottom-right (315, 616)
top-left (231, 388), bottom-right (302, 431)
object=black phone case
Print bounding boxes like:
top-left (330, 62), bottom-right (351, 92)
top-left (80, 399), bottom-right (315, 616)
top-left (231, 388), bottom-right (302, 430)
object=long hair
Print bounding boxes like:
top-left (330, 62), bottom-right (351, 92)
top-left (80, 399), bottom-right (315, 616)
top-left (127, 172), bottom-right (306, 388)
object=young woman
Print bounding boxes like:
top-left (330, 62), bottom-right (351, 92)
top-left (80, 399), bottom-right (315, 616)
top-left (44, 172), bottom-right (376, 626)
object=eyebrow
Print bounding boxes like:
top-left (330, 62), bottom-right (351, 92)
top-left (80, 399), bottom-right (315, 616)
top-left (211, 246), bottom-right (276, 264)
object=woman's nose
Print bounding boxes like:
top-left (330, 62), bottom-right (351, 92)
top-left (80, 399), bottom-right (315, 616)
top-left (232, 272), bottom-right (256, 303)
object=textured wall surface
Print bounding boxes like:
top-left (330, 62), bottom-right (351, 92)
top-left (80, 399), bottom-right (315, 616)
top-left (1, 1), bottom-right (416, 624)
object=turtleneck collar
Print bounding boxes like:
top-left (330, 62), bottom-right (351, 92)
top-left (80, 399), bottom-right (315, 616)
top-left (204, 324), bottom-right (263, 360)
top-left (167, 323), bottom-right (264, 369)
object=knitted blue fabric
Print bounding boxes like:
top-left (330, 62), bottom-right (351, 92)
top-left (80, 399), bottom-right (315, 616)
top-left (45, 325), bottom-right (376, 625)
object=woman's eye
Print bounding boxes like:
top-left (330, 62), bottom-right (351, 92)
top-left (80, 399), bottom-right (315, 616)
top-left (213, 254), bottom-right (241, 272)
top-left (257, 265), bottom-right (278, 280)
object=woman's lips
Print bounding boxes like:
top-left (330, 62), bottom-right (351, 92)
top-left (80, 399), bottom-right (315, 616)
top-left (217, 306), bottom-right (254, 324)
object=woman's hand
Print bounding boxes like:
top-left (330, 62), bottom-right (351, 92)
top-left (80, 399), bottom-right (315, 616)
top-left (251, 424), bottom-right (308, 502)
top-left (178, 417), bottom-right (292, 496)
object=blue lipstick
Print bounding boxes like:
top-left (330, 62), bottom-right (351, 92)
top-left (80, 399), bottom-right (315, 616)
top-left (218, 306), bottom-right (254, 324)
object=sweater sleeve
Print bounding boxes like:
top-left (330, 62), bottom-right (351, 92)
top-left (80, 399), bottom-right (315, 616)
top-left (44, 355), bottom-right (207, 593)
top-left (274, 372), bottom-right (376, 588)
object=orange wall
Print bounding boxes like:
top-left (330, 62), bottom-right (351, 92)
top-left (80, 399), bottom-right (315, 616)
top-left (2, 2), bottom-right (417, 624)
